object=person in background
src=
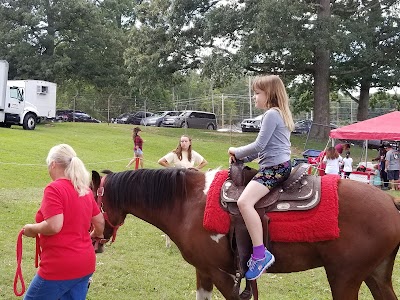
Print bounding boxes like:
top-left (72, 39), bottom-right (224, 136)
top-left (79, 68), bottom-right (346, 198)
top-left (372, 144), bottom-right (389, 190)
top-left (342, 151), bottom-right (353, 179)
top-left (372, 164), bottom-right (382, 188)
top-left (127, 127), bottom-right (144, 169)
top-left (158, 135), bottom-right (208, 169)
top-left (22, 144), bottom-right (105, 300)
top-left (228, 75), bottom-right (294, 280)
top-left (335, 143), bottom-right (351, 155)
top-left (158, 134), bottom-right (207, 247)
top-left (385, 143), bottom-right (400, 191)
top-left (323, 146), bottom-right (343, 175)
top-left (316, 143), bottom-right (350, 176)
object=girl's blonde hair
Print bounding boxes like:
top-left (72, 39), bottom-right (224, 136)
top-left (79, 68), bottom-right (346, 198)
top-left (252, 75), bottom-right (295, 131)
top-left (46, 144), bottom-right (90, 196)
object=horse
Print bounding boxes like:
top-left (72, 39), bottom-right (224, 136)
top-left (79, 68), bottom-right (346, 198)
top-left (91, 168), bottom-right (400, 300)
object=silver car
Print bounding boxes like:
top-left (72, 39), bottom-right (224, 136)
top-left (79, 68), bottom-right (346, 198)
top-left (241, 115), bottom-right (263, 132)
top-left (141, 111), bottom-right (180, 127)
top-left (162, 110), bottom-right (217, 130)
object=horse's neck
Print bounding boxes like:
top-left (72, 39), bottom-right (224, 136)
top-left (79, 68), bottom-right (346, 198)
top-left (130, 192), bottom-right (206, 243)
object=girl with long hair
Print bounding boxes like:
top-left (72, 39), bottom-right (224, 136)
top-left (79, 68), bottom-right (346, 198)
top-left (158, 135), bottom-right (208, 169)
top-left (127, 127), bottom-right (144, 169)
top-left (228, 75), bottom-right (294, 280)
top-left (323, 146), bottom-right (343, 175)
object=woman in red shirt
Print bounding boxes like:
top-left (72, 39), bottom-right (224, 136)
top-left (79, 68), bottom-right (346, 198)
top-left (22, 144), bottom-right (104, 300)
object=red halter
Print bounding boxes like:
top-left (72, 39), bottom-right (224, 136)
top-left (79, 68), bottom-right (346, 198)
top-left (96, 175), bottom-right (124, 244)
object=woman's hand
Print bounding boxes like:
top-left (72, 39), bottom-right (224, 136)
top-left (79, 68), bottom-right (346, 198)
top-left (22, 224), bottom-right (38, 238)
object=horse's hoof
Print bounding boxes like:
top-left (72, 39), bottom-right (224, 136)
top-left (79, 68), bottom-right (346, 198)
top-left (239, 290), bottom-right (252, 300)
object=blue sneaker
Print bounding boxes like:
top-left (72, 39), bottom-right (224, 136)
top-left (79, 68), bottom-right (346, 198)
top-left (245, 249), bottom-right (275, 280)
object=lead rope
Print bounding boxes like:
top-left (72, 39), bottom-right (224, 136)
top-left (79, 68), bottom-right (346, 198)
top-left (14, 229), bottom-right (40, 297)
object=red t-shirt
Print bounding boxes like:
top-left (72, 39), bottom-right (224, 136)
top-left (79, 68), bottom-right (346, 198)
top-left (134, 135), bottom-right (143, 150)
top-left (35, 179), bottom-right (101, 280)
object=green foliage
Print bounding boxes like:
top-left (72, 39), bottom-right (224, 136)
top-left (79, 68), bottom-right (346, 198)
top-left (0, 0), bottom-right (399, 127)
top-left (369, 91), bottom-right (400, 110)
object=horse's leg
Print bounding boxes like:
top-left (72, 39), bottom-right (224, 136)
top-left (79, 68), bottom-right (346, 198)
top-left (364, 245), bottom-right (399, 300)
top-left (325, 268), bottom-right (362, 300)
top-left (196, 269), bottom-right (213, 300)
top-left (196, 268), bottom-right (242, 300)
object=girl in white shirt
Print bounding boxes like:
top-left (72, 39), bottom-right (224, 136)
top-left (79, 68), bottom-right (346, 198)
top-left (158, 135), bottom-right (208, 169)
top-left (342, 151), bottom-right (353, 178)
top-left (157, 134), bottom-right (207, 248)
top-left (323, 146), bottom-right (343, 175)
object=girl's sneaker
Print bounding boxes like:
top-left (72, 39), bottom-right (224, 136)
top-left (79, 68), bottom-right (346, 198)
top-left (245, 249), bottom-right (275, 280)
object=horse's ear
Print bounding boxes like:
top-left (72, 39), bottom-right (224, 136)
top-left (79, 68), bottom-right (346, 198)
top-left (92, 170), bottom-right (101, 189)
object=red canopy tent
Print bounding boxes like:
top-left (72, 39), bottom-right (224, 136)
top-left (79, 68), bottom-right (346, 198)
top-left (330, 111), bottom-right (400, 141)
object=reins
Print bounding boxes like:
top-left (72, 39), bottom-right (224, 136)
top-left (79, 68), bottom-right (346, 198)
top-left (96, 175), bottom-right (124, 244)
top-left (14, 229), bottom-right (40, 297)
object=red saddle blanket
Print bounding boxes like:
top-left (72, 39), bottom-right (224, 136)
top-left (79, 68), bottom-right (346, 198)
top-left (203, 170), bottom-right (340, 242)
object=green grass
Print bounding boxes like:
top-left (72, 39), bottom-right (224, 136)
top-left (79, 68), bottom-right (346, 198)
top-left (1, 122), bottom-right (400, 299)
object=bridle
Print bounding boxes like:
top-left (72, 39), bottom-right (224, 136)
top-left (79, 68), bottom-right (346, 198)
top-left (94, 175), bottom-right (124, 246)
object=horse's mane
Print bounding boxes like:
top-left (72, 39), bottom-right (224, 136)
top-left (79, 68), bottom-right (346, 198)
top-left (104, 168), bottom-right (188, 212)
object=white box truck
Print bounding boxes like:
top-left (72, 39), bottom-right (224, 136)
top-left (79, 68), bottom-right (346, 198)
top-left (0, 60), bottom-right (40, 130)
top-left (7, 79), bottom-right (57, 121)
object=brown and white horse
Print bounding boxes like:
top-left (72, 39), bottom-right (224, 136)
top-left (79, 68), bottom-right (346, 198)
top-left (92, 168), bottom-right (400, 300)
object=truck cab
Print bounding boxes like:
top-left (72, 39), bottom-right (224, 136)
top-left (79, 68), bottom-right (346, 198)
top-left (0, 60), bottom-right (39, 130)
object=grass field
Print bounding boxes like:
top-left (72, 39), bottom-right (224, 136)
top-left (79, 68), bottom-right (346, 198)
top-left (1, 122), bottom-right (400, 300)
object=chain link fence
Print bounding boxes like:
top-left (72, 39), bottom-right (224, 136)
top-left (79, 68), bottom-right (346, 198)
top-left (57, 92), bottom-right (397, 128)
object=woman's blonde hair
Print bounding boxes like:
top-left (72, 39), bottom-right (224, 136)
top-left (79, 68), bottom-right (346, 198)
top-left (252, 75), bottom-right (295, 131)
top-left (46, 144), bottom-right (90, 196)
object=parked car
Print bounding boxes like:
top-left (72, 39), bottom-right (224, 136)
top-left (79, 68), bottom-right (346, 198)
top-left (55, 109), bottom-right (85, 122)
top-left (241, 115), bottom-right (263, 132)
top-left (71, 112), bottom-right (101, 123)
top-left (162, 110), bottom-right (217, 130)
top-left (293, 120), bottom-right (337, 134)
top-left (126, 111), bottom-right (154, 125)
top-left (112, 112), bottom-right (134, 124)
top-left (141, 110), bottom-right (180, 127)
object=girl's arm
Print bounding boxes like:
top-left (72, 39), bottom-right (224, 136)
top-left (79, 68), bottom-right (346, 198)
top-left (196, 159), bottom-right (208, 170)
top-left (158, 157), bottom-right (170, 167)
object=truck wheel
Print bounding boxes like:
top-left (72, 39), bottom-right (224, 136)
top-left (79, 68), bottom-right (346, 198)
top-left (23, 113), bottom-right (36, 130)
top-left (207, 124), bottom-right (215, 130)
top-left (181, 122), bottom-right (188, 128)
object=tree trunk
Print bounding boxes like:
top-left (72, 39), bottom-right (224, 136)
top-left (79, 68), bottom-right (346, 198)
top-left (357, 79), bottom-right (371, 121)
top-left (310, 0), bottom-right (331, 140)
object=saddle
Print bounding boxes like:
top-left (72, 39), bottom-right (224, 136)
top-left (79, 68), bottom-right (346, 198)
top-left (219, 161), bottom-right (321, 300)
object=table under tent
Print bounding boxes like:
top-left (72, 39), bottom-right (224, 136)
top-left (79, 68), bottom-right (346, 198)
top-left (328, 111), bottom-right (400, 183)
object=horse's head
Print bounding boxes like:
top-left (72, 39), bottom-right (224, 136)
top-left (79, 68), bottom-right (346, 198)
top-left (91, 170), bottom-right (126, 253)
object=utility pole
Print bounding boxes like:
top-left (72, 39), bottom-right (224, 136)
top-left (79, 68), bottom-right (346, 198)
top-left (248, 76), bottom-right (252, 118)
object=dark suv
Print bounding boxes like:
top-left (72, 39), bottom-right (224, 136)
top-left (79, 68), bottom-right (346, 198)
top-left (162, 110), bottom-right (217, 130)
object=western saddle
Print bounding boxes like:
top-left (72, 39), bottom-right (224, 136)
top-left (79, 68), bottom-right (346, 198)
top-left (220, 161), bottom-right (321, 300)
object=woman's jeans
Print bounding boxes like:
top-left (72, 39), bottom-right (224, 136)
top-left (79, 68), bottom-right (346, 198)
top-left (24, 273), bottom-right (92, 300)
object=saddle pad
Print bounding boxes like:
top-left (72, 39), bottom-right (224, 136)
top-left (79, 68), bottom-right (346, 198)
top-left (203, 171), bottom-right (341, 243)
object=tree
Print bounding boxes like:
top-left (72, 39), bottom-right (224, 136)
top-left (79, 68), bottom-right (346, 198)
top-left (0, 0), bottom-right (129, 90)
top-left (332, 0), bottom-right (400, 121)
